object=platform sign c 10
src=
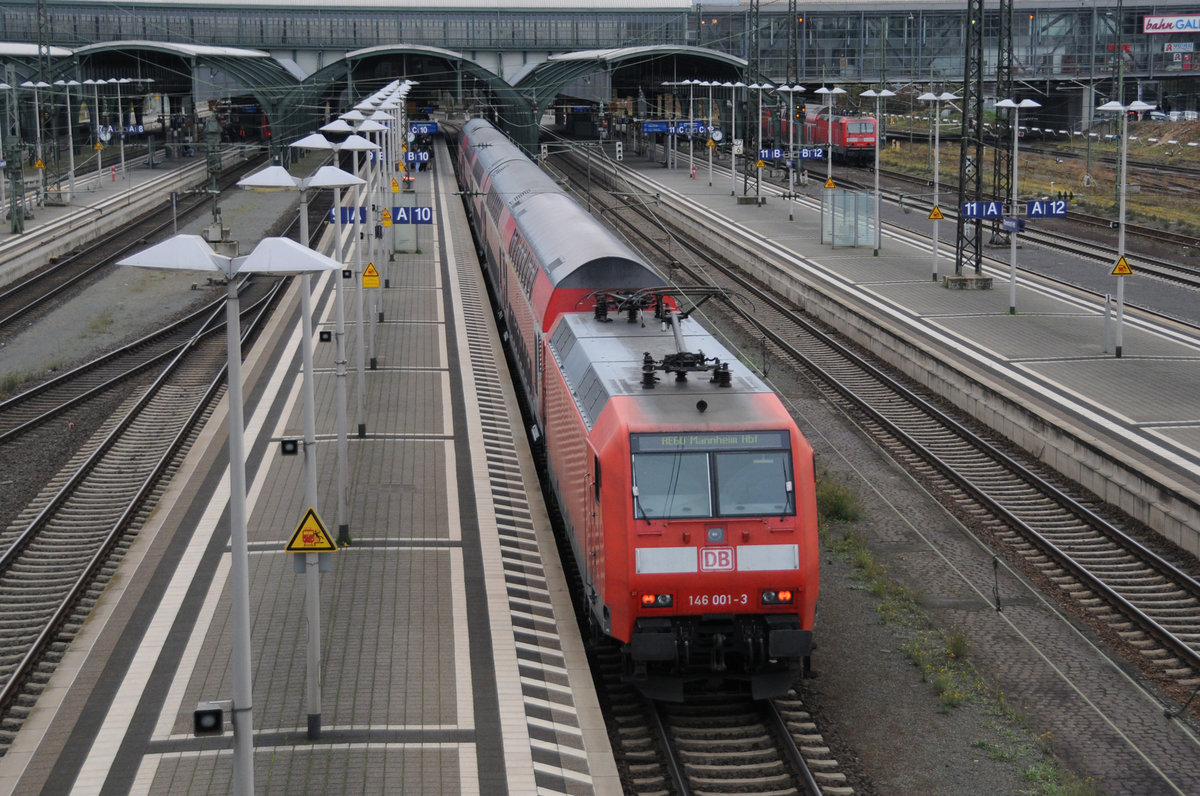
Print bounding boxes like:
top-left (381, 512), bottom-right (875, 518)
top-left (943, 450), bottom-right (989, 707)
top-left (409, 121), bottom-right (438, 135)
top-left (1026, 199), bottom-right (1068, 218)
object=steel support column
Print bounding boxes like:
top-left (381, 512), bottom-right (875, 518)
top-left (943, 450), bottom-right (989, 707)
top-left (954, 0), bottom-right (986, 276)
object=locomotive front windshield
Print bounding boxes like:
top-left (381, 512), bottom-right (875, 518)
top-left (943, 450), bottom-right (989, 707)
top-left (630, 432), bottom-right (794, 519)
top-left (846, 121), bottom-right (874, 135)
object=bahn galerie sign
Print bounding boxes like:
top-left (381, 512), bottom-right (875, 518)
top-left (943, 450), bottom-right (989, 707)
top-left (1144, 15), bottom-right (1200, 33)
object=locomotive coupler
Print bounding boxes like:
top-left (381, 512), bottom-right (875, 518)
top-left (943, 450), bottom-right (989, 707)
top-left (711, 633), bottom-right (727, 672)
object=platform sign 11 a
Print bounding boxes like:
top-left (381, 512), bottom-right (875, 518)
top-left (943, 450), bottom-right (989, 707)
top-left (961, 201), bottom-right (1003, 218)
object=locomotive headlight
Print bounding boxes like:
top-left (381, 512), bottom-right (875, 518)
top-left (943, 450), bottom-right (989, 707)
top-left (640, 593), bottom-right (674, 608)
top-left (762, 589), bottom-right (795, 605)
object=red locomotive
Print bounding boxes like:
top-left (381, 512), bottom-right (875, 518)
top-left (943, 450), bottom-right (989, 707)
top-left (803, 109), bottom-right (876, 164)
top-left (457, 119), bottom-right (819, 700)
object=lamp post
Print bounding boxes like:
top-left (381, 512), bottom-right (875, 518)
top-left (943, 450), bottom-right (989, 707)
top-left (20, 80), bottom-right (49, 202)
top-left (236, 163), bottom-right (362, 740)
top-left (814, 85), bottom-right (845, 183)
top-left (860, 88), bottom-right (896, 255)
top-left (749, 82), bottom-right (773, 200)
top-left (83, 78), bottom-right (104, 183)
top-left (995, 98), bottom-right (1041, 314)
top-left (779, 84), bottom-right (805, 221)
top-left (684, 79), bottom-right (696, 173)
top-left (1097, 98), bottom-right (1152, 358)
top-left (292, 129), bottom-right (374, 544)
top-left (701, 80), bottom-right (715, 186)
top-left (724, 81), bottom-right (744, 196)
top-left (114, 78), bottom-right (131, 179)
top-left (918, 91), bottom-right (959, 281)
top-left (117, 234), bottom-right (341, 796)
top-left (0, 82), bottom-right (11, 214)
top-left (337, 128), bottom-right (380, 436)
top-left (355, 117), bottom-right (387, 367)
top-left (53, 79), bottom-right (80, 197)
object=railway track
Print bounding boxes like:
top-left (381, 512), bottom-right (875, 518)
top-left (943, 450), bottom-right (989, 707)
top-left (0, 274), bottom-right (285, 752)
top-left (0, 162), bottom-right (332, 754)
top-left (591, 642), bottom-right (849, 795)
top-left (0, 152), bottom-right (266, 342)
top-left (557, 149), bottom-right (1200, 721)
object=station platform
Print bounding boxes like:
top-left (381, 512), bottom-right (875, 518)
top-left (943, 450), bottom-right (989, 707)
top-left (0, 139), bottom-right (616, 794)
top-left (612, 148), bottom-right (1200, 556)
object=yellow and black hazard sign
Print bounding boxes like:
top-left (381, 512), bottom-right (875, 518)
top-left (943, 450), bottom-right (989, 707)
top-left (824, 177), bottom-right (836, 189)
top-left (93, 142), bottom-right (103, 151)
top-left (929, 206), bottom-right (945, 220)
top-left (33, 158), bottom-right (45, 169)
top-left (1111, 256), bottom-right (1133, 276)
top-left (755, 159), bottom-right (766, 169)
top-left (285, 507), bottom-right (337, 553)
top-left (391, 177), bottom-right (400, 193)
top-left (382, 209), bottom-right (393, 227)
top-left (706, 138), bottom-right (715, 148)
top-left (363, 262), bottom-right (381, 288)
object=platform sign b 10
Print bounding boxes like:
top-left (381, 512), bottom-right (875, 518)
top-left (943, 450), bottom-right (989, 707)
top-left (1026, 199), bottom-right (1068, 218)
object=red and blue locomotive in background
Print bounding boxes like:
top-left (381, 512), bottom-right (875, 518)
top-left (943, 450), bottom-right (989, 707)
top-left (456, 118), bottom-right (819, 700)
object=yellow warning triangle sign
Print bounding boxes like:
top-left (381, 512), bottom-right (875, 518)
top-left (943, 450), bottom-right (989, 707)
top-left (33, 159), bottom-right (45, 169)
top-left (929, 206), bottom-right (945, 220)
top-left (706, 138), bottom-right (715, 148)
top-left (824, 177), bottom-right (836, 189)
top-left (1111, 256), bottom-right (1133, 276)
top-left (285, 507), bottom-right (337, 552)
top-left (363, 262), bottom-right (381, 288)
top-left (381, 209), bottom-right (393, 227)
top-left (755, 159), bottom-right (766, 169)
top-left (391, 177), bottom-right (400, 193)
top-left (93, 142), bottom-right (103, 151)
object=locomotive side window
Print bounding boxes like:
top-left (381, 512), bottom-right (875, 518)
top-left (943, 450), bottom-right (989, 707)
top-left (714, 452), bottom-right (793, 516)
top-left (630, 431), bottom-right (794, 519)
top-left (631, 453), bottom-right (712, 518)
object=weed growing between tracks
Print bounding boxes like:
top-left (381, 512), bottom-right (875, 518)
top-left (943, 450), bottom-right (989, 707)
top-left (815, 470), bottom-right (1099, 795)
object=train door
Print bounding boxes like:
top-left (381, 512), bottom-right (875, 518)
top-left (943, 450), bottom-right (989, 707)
top-left (585, 448), bottom-right (604, 617)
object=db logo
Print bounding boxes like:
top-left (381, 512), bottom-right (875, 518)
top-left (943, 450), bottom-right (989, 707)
top-left (700, 547), bottom-right (734, 572)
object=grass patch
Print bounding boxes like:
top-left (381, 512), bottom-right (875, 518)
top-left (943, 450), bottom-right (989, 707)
top-left (817, 470), bottom-right (1086, 793)
top-left (816, 474), bottom-right (861, 523)
top-left (86, 308), bottom-right (117, 337)
top-left (0, 371), bottom-right (36, 399)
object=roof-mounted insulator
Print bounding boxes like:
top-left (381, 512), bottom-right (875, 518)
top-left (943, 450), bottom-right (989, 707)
top-left (711, 361), bottom-right (733, 388)
top-left (641, 352), bottom-right (658, 389)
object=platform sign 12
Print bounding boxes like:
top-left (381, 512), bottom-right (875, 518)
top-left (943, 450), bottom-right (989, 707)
top-left (1026, 199), bottom-right (1068, 218)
